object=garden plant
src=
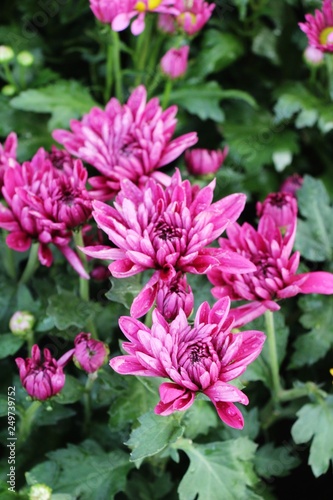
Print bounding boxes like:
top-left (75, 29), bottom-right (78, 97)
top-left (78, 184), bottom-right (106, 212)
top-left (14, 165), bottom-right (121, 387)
top-left (0, 0), bottom-right (333, 499)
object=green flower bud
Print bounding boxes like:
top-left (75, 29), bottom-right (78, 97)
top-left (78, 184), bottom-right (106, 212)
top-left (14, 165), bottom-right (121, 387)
top-left (29, 483), bottom-right (52, 500)
top-left (16, 50), bottom-right (34, 67)
top-left (0, 45), bottom-right (15, 63)
top-left (9, 311), bottom-right (35, 336)
top-left (1, 85), bottom-right (16, 96)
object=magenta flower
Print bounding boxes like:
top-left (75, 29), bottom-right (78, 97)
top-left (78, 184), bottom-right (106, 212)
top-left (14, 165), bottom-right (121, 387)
top-left (280, 174), bottom-right (303, 196)
top-left (73, 332), bottom-right (109, 373)
top-left (110, 297), bottom-right (265, 428)
top-left (15, 345), bottom-right (72, 401)
top-left (160, 45), bottom-right (190, 79)
top-left (0, 132), bottom-right (18, 191)
top-left (185, 147), bottom-right (229, 176)
top-left (159, 0), bottom-right (215, 36)
top-left (299, 0), bottom-right (333, 52)
top-left (53, 85), bottom-right (198, 201)
top-left (90, 0), bottom-right (136, 25)
top-left (208, 215), bottom-right (333, 326)
top-left (111, 0), bottom-right (179, 36)
top-left (156, 272), bottom-right (194, 320)
top-left (0, 148), bottom-right (91, 277)
top-left (82, 169), bottom-right (253, 317)
top-left (256, 192), bottom-right (298, 230)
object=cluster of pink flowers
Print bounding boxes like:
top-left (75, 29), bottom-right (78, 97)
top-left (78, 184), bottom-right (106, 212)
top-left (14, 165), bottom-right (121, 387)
top-left (90, 0), bottom-right (215, 36)
top-left (16, 333), bottom-right (109, 401)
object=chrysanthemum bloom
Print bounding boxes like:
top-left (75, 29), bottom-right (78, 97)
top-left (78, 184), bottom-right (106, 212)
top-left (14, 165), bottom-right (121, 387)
top-left (208, 215), bottom-right (333, 326)
top-left (82, 169), bottom-right (254, 317)
top-left (111, 0), bottom-right (179, 36)
top-left (160, 45), bottom-right (190, 79)
top-left (0, 148), bottom-right (91, 277)
top-left (158, 0), bottom-right (215, 36)
top-left (156, 272), bottom-right (194, 320)
top-left (89, 0), bottom-right (136, 25)
top-left (256, 192), bottom-right (298, 230)
top-left (15, 345), bottom-right (72, 400)
top-left (185, 146), bottom-right (229, 177)
top-left (73, 332), bottom-right (109, 373)
top-left (299, 0), bottom-right (333, 52)
top-left (53, 86), bottom-right (198, 201)
top-left (0, 132), bottom-right (18, 191)
top-left (279, 174), bottom-right (303, 196)
top-left (110, 297), bottom-right (265, 428)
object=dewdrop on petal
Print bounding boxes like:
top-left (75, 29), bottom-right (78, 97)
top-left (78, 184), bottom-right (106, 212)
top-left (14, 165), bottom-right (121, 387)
top-left (9, 311), bottom-right (35, 337)
top-left (29, 484), bottom-right (52, 500)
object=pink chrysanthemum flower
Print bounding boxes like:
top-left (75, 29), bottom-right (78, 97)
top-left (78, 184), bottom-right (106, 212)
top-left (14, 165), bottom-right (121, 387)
top-left (111, 0), bottom-right (179, 36)
top-left (15, 345), bottom-right (73, 401)
top-left (82, 169), bottom-right (254, 317)
top-left (299, 0), bottom-right (333, 52)
top-left (185, 146), bottom-right (229, 176)
top-left (159, 0), bottom-right (215, 36)
top-left (53, 86), bottom-right (198, 201)
top-left (208, 215), bottom-right (333, 326)
top-left (0, 148), bottom-right (92, 277)
top-left (160, 45), bottom-right (190, 79)
top-left (90, 0), bottom-right (136, 25)
top-left (0, 132), bottom-right (18, 191)
top-left (256, 192), bottom-right (298, 231)
top-left (73, 332), bottom-right (109, 373)
top-left (110, 297), bottom-right (266, 428)
top-left (156, 272), bottom-right (194, 320)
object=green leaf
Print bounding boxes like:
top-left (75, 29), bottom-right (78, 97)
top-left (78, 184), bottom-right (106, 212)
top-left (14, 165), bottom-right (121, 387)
top-left (289, 294), bottom-right (333, 368)
top-left (37, 404), bottom-right (76, 426)
top-left (176, 437), bottom-right (259, 500)
top-left (126, 410), bottom-right (185, 462)
top-left (252, 27), bottom-right (280, 65)
top-left (57, 375), bottom-right (85, 405)
top-left (10, 80), bottom-right (97, 130)
top-left (46, 290), bottom-right (96, 331)
top-left (295, 175), bottom-right (333, 262)
top-left (182, 399), bottom-right (218, 440)
top-left (0, 333), bottom-right (24, 359)
top-left (291, 396), bottom-right (333, 477)
top-left (169, 82), bottom-right (225, 122)
top-left (191, 30), bottom-right (245, 78)
top-left (26, 440), bottom-right (133, 499)
top-left (106, 275), bottom-right (142, 310)
top-left (254, 443), bottom-right (300, 479)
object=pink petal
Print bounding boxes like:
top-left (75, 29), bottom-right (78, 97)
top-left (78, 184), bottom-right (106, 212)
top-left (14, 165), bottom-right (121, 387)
top-left (294, 271), bottom-right (333, 295)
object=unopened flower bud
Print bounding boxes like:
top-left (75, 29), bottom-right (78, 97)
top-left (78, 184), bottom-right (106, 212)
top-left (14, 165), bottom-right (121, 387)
top-left (9, 311), bottom-right (35, 336)
top-left (303, 45), bottom-right (324, 66)
top-left (185, 147), bottom-right (229, 177)
top-left (73, 332), bottom-right (109, 373)
top-left (160, 46), bottom-right (190, 79)
top-left (29, 483), bottom-right (52, 500)
top-left (1, 84), bottom-right (16, 96)
top-left (0, 45), bottom-right (15, 63)
top-left (16, 50), bottom-right (34, 67)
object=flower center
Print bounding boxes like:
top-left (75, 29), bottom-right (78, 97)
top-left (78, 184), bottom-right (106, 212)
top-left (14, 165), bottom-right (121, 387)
top-left (319, 26), bottom-right (333, 45)
top-left (155, 219), bottom-right (182, 240)
top-left (135, 0), bottom-right (162, 12)
top-left (60, 188), bottom-right (76, 206)
top-left (267, 193), bottom-right (288, 208)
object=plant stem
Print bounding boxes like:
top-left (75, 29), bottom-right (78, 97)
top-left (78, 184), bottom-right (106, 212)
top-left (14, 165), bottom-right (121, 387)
top-left (161, 78), bottom-right (173, 109)
top-left (265, 310), bottom-right (282, 402)
top-left (325, 53), bottom-right (333, 100)
top-left (17, 400), bottom-right (42, 448)
top-left (2, 232), bottom-right (16, 279)
top-left (19, 243), bottom-right (39, 285)
top-left (72, 229), bottom-right (98, 339)
top-left (83, 373), bottom-right (97, 433)
top-left (134, 14), bottom-right (153, 86)
top-left (104, 42), bottom-right (113, 103)
top-left (111, 30), bottom-right (123, 102)
top-left (26, 330), bottom-right (35, 354)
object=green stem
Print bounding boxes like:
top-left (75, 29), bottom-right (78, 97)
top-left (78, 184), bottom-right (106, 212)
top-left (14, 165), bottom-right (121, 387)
top-left (325, 53), bottom-right (333, 100)
top-left (19, 243), bottom-right (39, 285)
top-left (26, 330), bottom-right (35, 354)
top-left (265, 310), bottom-right (282, 402)
top-left (134, 15), bottom-right (153, 86)
top-left (72, 230), bottom-right (98, 339)
top-left (161, 78), bottom-right (173, 109)
top-left (2, 232), bottom-right (16, 279)
top-left (2, 62), bottom-right (17, 88)
top-left (83, 373), bottom-right (96, 433)
top-left (111, 30), bottom-right (123, 102)
top-left (104, 42), bottom-right (113, 103)
top-left (17, 400), bottom-right (42, 448)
